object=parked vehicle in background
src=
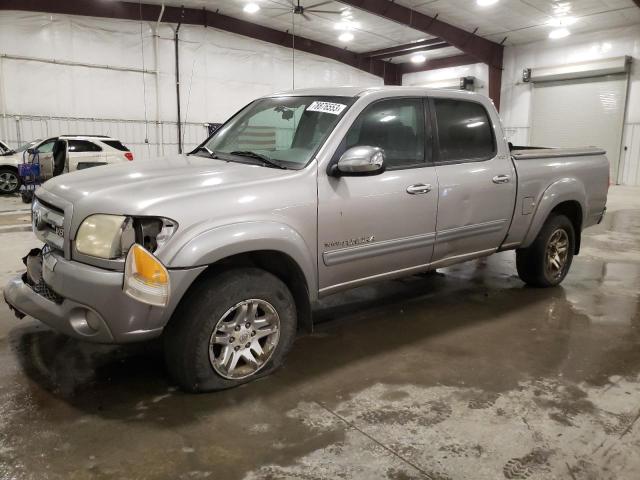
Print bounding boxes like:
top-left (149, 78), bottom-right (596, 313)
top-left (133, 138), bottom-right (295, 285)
top-left (0, 135), bottom-right (134, 194)
top-left (4, 87), bottom-right (609, 393)
top-left (0, 140), bottom-right (10, 154)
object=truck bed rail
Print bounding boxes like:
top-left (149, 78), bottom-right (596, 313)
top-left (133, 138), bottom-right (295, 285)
top-left (511, 147), bottom-right (606, 160)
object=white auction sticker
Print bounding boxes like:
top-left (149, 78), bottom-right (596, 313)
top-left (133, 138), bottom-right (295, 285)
top-left (306, 101), bottom-right (347, 115)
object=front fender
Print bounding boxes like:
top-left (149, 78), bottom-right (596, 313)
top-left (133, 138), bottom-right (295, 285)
top-left (165, 221), bottom-right (318, 299)
top-left (521, 178), bottom-right (587, 248)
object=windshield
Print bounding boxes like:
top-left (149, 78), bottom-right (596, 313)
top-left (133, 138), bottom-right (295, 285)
top-left (198, 96), bottom-right (354, 169)
top-left (13, 139), bottom-right (42, 153)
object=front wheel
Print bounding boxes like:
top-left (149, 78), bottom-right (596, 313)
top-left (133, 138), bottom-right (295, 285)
top-left (516, 214), bottom-right (575, 287)
top-left (163, 268), bottom-right (297, 392)
top-left (0, 168), bottom-right (20, 195)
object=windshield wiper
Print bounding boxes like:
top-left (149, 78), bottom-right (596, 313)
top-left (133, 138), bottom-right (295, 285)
top-left (229, 150), bottom-right (287, 169)
top-left (192, 146), bottom-right (217, 158)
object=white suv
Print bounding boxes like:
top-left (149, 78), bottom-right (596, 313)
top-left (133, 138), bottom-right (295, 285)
top-left (0, 135), bottom-right (134, 194)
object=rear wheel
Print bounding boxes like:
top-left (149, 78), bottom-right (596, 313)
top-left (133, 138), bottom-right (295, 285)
top-left (163, 268), bottom-right (297, 392)
top-left (0, 168), bottom-right (20, 195)
top-left (516, 214), bottom-right (575, 287)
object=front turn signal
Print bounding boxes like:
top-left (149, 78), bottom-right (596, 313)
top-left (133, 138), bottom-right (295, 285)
top-left (123, 244), bottom-right (169, 307)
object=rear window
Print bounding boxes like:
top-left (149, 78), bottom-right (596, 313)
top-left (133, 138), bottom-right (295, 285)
top-left (68, 140), bottom-right (102, 152)
top-left (433, 99), bottom-right (496, 163)
top-left (102, 140), bottom-right (130, 152)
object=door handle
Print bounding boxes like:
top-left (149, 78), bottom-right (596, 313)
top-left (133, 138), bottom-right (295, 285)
top-left (492, 174), bottom-right (511, 184)
top-left (406, 183), bottom-right (432, 195)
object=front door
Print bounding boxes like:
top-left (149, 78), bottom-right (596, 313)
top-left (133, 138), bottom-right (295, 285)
top-left (318, 97), bottom-right (438, 294)
top-left (31, 138), bottom-right (57, 179)
top-left (429, 97), bottom-right (516, 266)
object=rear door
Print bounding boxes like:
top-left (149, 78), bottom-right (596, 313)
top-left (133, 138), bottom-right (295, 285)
top-left (430, 97), bottom-right (516, 267)
top-left (67, 139), bottom-right (106, 171)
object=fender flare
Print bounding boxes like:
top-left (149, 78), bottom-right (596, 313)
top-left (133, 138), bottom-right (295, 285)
top-left (166, 221), bottom-right (318, 300)
top-left (521, 178), bottom-right (587, 248)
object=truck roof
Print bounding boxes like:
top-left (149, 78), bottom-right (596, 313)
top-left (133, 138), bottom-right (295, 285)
top-left (270, 86), bottom-right (483, 99)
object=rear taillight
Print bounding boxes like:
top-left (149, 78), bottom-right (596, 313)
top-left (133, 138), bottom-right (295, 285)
top-left (125, 152), bottom-right (134, 161)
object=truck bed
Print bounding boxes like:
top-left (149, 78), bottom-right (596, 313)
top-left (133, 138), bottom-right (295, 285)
top-left (501, 145), bottom-right (609, 250)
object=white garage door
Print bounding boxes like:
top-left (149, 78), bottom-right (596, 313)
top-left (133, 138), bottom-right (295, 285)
top-left (530, 73), bottom-right (628, 182)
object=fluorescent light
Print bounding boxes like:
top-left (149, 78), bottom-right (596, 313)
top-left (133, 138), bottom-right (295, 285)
top-left (549, 28), bottom-right (570, 39)
top-left (477, 0), bottom-right (499, 6)
top-left (411, 54), bottom-right (426, 63)
top-left (338, 32), bottom-right (354, 42)
top-left (547, 16), bottom-right (576, 27)
top-left (243, 3), bottom-right (260, 13)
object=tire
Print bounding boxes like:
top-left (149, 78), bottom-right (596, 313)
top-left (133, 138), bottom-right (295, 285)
top-left (0, 167), bottom-right (21, 195)
top-left (21, 191), bottom-right (33, 204)
top-left (516, 214), bottom-right (575, 287)
top-left (163, 267), bottom-right (297, 392)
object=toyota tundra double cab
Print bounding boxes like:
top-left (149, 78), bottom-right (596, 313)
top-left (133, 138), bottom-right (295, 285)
top-left (4, 87), bottom-right (609, 392)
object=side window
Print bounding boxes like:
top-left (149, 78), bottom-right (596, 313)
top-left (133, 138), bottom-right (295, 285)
top-left (37, 140), bottom-right (56, 153)
top-left (433, 99), bottom-right (495, 163)
top-left (68, 140), bottom-right (102, 153)
top-left (344, 98), bottom-right (425, 169)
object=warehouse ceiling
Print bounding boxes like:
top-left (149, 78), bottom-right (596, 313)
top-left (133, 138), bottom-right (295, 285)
top-left (141, 0), bottom-right (640, 49)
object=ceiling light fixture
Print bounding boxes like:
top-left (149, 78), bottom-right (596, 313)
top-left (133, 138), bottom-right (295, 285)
top-left (549, 28), bottom-right (570, 39)
top-left (338, 32), bottom-right (354, 42)
top-left (477, 0), bottom-right (499, 6)
top-left (243, 3), bottom-right (260, 14)
top-left (411, 54), bottom-right (426, 63)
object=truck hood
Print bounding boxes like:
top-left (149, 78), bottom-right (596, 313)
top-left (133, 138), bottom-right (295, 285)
top-left (40, 155), bottom-right (295, 215)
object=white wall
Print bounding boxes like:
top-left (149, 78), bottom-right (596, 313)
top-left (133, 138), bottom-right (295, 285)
top-left (0, 11), bottom-right (382, 159)
top-left (500, 25), bottom-right (640, 185)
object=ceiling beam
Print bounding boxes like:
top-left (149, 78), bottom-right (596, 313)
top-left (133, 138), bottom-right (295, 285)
top-left (398, 53), bottom-right (478, 75)
top-left (0, 0), bottom-right (396, 80)
top-left (338, 0), bottom-right (503, 68)
top-left (363, 38), bottom-right (449, 59)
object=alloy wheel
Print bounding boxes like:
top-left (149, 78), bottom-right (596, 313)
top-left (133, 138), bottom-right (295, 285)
top-left (0, 172), bottom-right (19, 193)
top-left (208, 299), bottom-right (280, 380)
top-left (545, 229), bottom-right (569, 281)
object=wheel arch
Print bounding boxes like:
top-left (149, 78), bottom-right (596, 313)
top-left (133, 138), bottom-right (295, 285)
top-left (521, 179), bottom-right (587, 254)
top-left (165, 222), bottom-right (317, 333)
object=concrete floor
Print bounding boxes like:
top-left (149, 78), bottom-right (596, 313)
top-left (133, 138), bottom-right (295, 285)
top-left (1, 186), bottom-right (639, 480)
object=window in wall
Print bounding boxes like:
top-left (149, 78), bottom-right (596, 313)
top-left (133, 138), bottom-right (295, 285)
top-left (433, 99), bottom-right (495, 163)
top-left (344, 98), bottom-right (425, 169)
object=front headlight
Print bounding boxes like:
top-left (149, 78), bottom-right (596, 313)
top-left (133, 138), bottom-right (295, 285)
top-left (75, 214), bottom-right (133, 259)
top-left (75, 215), bottom-right (177, 260)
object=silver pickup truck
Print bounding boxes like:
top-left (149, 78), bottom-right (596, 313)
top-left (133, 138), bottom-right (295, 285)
top-left (4, 87), bottom-right (609, 392)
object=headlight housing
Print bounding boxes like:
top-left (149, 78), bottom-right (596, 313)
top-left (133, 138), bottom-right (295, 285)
top-left (75, 214), bottom-right (177, 260)
top-left (75, 214), bottom-right (132, 259)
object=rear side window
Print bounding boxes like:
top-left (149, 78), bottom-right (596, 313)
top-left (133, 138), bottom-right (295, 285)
top-left (102, 140), bottom-right (130, 152)
top-left (68, 140), bottom-right (102, 152)
top-left (344, 97), bottom-right (425, 169)
top-left (433, 99), bottom-right (495, 163)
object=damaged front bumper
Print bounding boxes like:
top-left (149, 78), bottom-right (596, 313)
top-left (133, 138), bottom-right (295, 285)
top-left (4, 247), bottom-right (205, 343)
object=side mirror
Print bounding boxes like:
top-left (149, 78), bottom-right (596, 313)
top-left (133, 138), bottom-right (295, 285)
top-left (27, 148), bottom-right (38, 155)
top-left (331, 146), bottom-right (385, 176)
